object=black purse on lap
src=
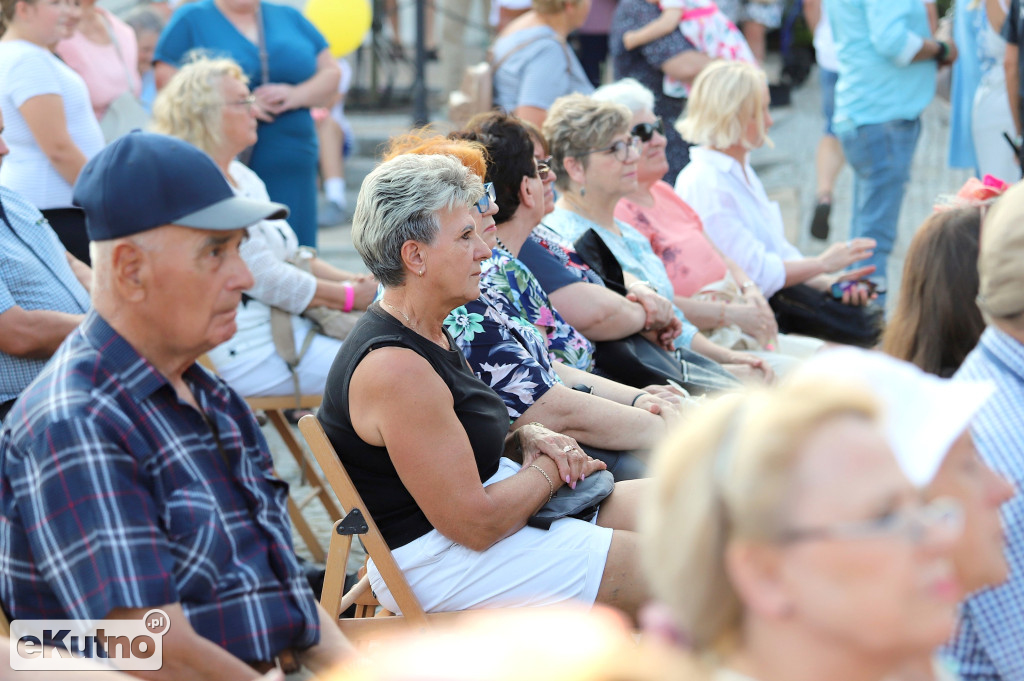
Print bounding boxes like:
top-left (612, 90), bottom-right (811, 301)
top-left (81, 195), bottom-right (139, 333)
top-left (572, 228), bottom-right (741, 395)
top-left (768, 284), bottom-right (884, 348)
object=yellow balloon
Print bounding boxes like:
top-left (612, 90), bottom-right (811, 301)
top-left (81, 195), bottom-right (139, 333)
top-left (305, 0), bottom-right (372, 59)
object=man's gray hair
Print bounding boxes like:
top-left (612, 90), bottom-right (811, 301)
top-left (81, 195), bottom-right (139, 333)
top-left (592, 77), bottom-right (656, 115)
top-left (352, 154), bottom-right (484, 287)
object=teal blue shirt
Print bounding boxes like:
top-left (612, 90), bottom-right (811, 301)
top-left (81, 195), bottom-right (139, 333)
top-left (826, 0), bottom-right (935, 133)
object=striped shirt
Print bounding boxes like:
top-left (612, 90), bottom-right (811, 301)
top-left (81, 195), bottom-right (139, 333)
top-left (948, 326), bottom-right (1024, 681)
top-left (0, 186), bottom-right (90, 404)
top-left (0, 311), bottom-right (320, 661)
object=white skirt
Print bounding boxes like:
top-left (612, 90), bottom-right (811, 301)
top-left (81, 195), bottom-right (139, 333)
top-left (367, 458), bottom-right (614, 614)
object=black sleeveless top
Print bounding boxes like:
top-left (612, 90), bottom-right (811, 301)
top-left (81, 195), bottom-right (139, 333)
top-left (319, 303), bottom-right (510, 549)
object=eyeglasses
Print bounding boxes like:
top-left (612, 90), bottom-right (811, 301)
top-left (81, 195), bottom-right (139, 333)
top-left (779, 496), bottom-right (964, 545)
top-left (475, 182), bottom-right (496, 214)
top-left (226, 95), bottom-right (257, 109)
top-left (536, 156), bottom-right (553, 181)
top-left (578, 136), bottom-right (642, 162)
top-left (631, 118), bottom-right (665, 143)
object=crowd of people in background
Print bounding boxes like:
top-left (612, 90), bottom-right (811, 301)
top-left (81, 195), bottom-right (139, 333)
top-left (3, 0), bottom-right (1024, 679)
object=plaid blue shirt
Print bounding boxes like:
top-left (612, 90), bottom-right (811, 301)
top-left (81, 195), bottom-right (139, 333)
top-left (948, 326), bottom-right (1024, 681)
top-left (0, 187), bottom-right (90, 403)
top-left (0, 311), bottom-right (320, 662)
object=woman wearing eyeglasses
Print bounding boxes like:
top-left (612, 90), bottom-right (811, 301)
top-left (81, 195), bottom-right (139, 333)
top-left (380, 130), bottom-right (684, 481)
top-left (151, 56), bottom-right (376, 399)
top-left (793, 348), bottom-right (1014, 681)
top-left (594, 78), bottom-right (821, 368)
top-left (542, 93), bottom-right (773, 384)
top-left (318, 151), bottom-right (650, 618)
top-left (642, 353), bottom-right (979, 681)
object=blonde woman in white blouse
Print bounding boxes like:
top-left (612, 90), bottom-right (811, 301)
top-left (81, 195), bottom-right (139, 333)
top-left (152, 56), bottom-right (376, 397)
top-left (674, 60), bottom-right (875, 304)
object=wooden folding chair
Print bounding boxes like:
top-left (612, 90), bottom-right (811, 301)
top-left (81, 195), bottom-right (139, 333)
top-left (298, 414), bottom-right (442, 642)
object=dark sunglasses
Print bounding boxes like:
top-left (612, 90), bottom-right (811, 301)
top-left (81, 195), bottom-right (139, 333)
top-left (475, 182), bottom-right (496, 213)
top-left (631, 118), bottom-right (665, 143)
top-left (536, 156), bottom-right (553, 181)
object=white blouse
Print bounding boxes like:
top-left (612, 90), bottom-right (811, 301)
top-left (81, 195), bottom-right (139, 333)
top-left (674, 147), bottom-right (803, 297)
top-left (207, 161), bottom-right (318, 365)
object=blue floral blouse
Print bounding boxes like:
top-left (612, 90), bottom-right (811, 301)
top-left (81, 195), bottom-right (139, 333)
top-left (444, 272), bottom-right (562, 423)
top-left (484, 247), bottom-right (596, 372)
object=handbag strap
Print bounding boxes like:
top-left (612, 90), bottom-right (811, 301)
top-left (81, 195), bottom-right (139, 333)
top-left (254, 2), bottom-right (270, 86)
top-left (97, 10), bottom-right (136, 92)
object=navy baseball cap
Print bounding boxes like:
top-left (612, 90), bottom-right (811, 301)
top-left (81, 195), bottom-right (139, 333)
top-left (73, 132), bottom-right (288, 241)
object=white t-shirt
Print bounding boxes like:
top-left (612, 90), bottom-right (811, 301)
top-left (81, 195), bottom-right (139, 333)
top-left (0, 40), bottom-right (104, 210)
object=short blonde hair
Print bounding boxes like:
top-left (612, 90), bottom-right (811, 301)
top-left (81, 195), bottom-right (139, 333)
top-left (640, 378), bottom-right (880, 658)
top-left (676, 60), bottom-right (770, 150)
top-left (150, 54), bottom-right (247, 157)
top-left (542, 94), bottom-right (632, 191)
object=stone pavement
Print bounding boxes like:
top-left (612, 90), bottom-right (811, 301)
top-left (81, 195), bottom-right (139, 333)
top-left (276, 65), bottom-right (975, 566)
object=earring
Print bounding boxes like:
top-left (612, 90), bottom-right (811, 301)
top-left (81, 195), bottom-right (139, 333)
top-left (580, 186), bottom-right (586, 198)
top-left (419, 269), bottom-right (425, 276)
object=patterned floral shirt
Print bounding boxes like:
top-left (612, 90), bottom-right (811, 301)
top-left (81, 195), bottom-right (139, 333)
top-left (484, 247), bottom-right (596, 372)
top-left (444, 268), bottom-right (563, 423)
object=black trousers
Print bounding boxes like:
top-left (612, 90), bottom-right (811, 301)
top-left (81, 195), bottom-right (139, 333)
top-left (42, 207), bottom-right (90, 266)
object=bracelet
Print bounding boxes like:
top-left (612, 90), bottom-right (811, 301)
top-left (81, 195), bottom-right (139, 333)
top-left (740, 280), bottom-right (756, 291)
top-left (934, 40), bottom-right (949, 62)
top-left (627, 280), bottom-right (653, 291)
top-left (342, 283), bottom-right (355, 312)
top-left (528, 463), bottom-right (554, 501)
top-left (631, 393), bottom-right (645, 406)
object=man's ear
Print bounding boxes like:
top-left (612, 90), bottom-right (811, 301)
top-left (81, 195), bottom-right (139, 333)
top-left (108, 240), bottom-right (148, 302)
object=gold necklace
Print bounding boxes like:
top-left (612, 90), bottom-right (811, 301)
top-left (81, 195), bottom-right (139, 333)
top-left (379, 299), bottom-right (412, 326)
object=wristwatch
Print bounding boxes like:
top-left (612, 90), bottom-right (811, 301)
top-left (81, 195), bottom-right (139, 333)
top-left (934, 40), bottom-right (950, 62)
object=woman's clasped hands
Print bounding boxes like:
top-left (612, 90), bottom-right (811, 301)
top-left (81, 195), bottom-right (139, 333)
top-left (516, 423), bottom-right (606, 490)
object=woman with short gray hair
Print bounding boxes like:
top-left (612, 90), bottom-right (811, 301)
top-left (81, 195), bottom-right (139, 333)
top-left (541, 93), bottom-right (775, 384)
top-left (318, 152), bottom-right (649, 618)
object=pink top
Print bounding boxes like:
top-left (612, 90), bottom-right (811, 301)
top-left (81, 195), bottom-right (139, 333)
top-left (56, 8), bottom-right (141, 121)
top-left (615, 180), bottom-right (728, 297)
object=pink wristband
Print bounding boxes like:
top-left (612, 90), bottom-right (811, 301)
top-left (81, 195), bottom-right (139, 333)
top-left (342, 283), bottom-right (355, 312)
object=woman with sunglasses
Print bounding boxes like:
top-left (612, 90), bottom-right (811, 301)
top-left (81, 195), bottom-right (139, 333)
top-left (542, 93), bottom-right (774, 384)
top-left (642, 353), bottom-right (977, 681)
top-left (595, 78), bottom-right (821, 368)
top-left (319, 150), bottom-right (650, 618)
top-left (380, 130), bottom-right (683, 481)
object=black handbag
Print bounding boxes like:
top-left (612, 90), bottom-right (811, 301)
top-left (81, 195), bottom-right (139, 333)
top-left (769, 284), bottom-right (884, 348)
top-left (527, 468), bottom-right (615, 530)
top-left (572, 228), bottom-right (741, 395)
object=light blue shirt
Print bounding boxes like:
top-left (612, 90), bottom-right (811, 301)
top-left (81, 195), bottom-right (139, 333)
top-left (948, 326), bottom-right (1024, 680)
top-left (826, 0), bottom-right (935, 132)
top-left (542, 209), bottom-right (699, 349)
top-left (0, 187), bottom-right (90, 403)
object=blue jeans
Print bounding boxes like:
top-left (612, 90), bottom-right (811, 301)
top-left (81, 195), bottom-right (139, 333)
top-left (838, 118), bottom-right (921, 295)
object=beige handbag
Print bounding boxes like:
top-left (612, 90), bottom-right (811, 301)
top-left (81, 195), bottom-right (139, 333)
top-left (269, 247), bottom-right (362, 401)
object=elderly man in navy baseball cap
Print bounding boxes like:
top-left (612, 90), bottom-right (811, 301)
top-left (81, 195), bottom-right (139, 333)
top-left (0, 132), bottom-right (353, 678)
